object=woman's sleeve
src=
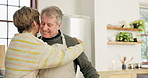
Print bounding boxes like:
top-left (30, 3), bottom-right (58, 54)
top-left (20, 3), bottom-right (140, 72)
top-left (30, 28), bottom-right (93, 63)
top-left (37, 42), bottom-right (85, 69)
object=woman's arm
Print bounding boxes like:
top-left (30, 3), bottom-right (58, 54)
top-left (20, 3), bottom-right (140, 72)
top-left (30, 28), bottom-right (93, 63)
top-left (37, 42), bottom-right (85, 69)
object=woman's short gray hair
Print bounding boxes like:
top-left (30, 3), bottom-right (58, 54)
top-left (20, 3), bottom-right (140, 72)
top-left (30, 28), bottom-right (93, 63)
top-left (41, 6), bottom-right (63, 24)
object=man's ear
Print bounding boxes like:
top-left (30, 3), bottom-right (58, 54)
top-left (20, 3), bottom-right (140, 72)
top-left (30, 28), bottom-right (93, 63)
top-left (58, 22), bottom-right (62, 30)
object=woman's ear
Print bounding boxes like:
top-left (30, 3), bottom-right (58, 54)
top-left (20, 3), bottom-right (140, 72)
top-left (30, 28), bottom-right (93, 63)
top-left (32, 21), bottom-right (38, 27)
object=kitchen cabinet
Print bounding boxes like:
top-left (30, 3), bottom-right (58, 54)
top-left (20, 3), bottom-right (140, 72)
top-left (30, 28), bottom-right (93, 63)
top-left (110, 74), bottom-right (132, 78)
top-left (107, 26), bottom-right (142, 44)
top-left (98, 69), bottom-right (148, 78)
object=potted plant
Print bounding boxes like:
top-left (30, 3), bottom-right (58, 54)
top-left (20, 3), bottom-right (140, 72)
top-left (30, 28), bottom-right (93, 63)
top-left (116, 32), bottom-right (134, 42)
top-left (120, 56), bottom-right (133, 69)
top-left (130, 19), bottom-right (146, 32)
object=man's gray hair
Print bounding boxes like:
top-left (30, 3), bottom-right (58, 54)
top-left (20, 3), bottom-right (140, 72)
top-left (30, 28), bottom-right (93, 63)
top-left (41, 6), bottom-right (63, 24)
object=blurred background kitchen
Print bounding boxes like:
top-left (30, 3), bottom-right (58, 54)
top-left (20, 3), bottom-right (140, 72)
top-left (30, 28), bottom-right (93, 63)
top-left (1, 0), bottom-right (148, 78)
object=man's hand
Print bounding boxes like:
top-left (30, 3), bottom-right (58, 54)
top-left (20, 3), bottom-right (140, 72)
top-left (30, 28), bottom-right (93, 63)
top-left (73, 37), bottom-right (83, 43)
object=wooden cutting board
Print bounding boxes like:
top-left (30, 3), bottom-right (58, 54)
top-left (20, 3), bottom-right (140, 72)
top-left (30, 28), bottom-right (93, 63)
top-left (0, 45), bottom-right (5, 68)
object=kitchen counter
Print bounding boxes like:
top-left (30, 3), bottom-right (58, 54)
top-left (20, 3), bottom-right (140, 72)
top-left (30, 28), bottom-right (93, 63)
top-left (98, 69), bottom-right (148, 78)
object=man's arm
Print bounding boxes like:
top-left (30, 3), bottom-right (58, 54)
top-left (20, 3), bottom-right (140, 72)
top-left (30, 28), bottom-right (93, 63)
top-left (64, 34), bottom-right (99, 78)
top-left (74, 52), bottom-right (99, 78)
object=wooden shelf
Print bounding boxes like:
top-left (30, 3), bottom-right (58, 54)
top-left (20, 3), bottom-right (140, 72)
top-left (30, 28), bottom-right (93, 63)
top-left (141, 34), bottom-right (148, 36)
top-left (107, 26), bottom-right (142, 31)
top-left (107, 41), bottom-right (142, 44)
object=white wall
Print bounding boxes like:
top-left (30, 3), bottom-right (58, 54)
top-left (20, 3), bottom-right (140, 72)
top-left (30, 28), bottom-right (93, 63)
top-left (94, 0), bottom-right (141, 71)
top-left (38, 0), bottom-right (142, 71)
top-left (140, 0), bottom-right (148, 3)
top-left (75, 0), bottom-right (95, 65)
top-left (38, 0), bottom-right (77, 14)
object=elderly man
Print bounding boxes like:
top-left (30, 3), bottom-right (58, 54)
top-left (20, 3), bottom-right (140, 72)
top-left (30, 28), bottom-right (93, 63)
top-left (38, 6), bottom-right (99, 78)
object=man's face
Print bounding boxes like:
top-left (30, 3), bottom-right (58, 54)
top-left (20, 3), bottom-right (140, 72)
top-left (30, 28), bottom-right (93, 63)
top-left (40, 13), bottom-right (61, 38)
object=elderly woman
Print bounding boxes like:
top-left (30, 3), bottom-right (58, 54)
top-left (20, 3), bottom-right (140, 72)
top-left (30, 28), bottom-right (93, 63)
top-left (5, 6), bottom-right (85, 78)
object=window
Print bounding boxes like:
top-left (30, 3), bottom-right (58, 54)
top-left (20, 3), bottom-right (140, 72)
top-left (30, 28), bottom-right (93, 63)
top-left (140, 3), bottom-right (148, 62)
top-left (0, 0), bottom-right (37, 47)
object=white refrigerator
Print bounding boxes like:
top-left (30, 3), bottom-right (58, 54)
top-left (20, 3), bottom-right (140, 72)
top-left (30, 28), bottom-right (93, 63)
top-left (61, 14), bottom-right (92, 78)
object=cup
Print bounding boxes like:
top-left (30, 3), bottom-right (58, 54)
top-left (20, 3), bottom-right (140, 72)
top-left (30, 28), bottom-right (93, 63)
top-left (131, 64), bottom-right (134, 69)
top-left (128, 63), bottom-right (134, 69)
top-left (138, 63), bottom-right (142, 68)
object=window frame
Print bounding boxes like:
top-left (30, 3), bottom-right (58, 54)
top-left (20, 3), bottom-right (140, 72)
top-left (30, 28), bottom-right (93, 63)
top-left (0, 0), bottom-right (37, 47)
top-left (140, 2), bottom-right (148, 64)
